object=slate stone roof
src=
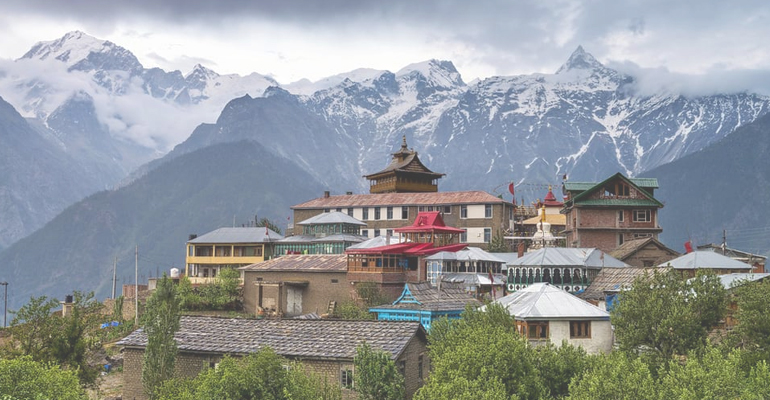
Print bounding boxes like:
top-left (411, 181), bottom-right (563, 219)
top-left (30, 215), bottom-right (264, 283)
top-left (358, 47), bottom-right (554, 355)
top-left (292, 191), bottom-right (507, 209)
top-left (239, 254), bottom-right (347, 272)
top-left (609, 237), bottom-right (680, 263)
top-left (578, 267), bottom-right (656, 301)
top-left (118, 316), bottom-right (424, 360)
top-left (371, 282), bottom-right (481, 312)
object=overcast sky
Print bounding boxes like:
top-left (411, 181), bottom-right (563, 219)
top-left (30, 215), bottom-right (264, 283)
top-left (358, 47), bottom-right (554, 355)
top-left (1, 0), bottom-right (770, 93)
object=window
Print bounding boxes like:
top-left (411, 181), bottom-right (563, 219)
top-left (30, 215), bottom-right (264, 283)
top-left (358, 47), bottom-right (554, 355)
top-left (460, 205), bottom-right (468, 218)
top-left (387, 206), bottom-right (393, 220)
top-left (340, 368), bottom-right (353, 389)
top-left (386, 229), bottom-right (393, 237)
top-left (374, 207), bottom-right (381, 220)
top-left (633, 209), bottom-right (651, 222)
top-left (442, 205), bottom-right (451, 214)
top-left (363, 208), bottom-right (369, 220)
top-left (331, 279), bottom-right (339, 284)
top-left (374, 229), bottom-right (381, 237)
top-left (323, 208), bottom-right (330, 213)
top-left (347, 208), bottom-right (353, 216)
top-left (418, 206), bottom-right (425, 212)
top-left (460, 231), bottom-right (467, 243)
top-left (401, 206), bottom-right (408, 219)
top-left (485, 204), bottom-right (493, 218)
top-left (336, 208), bottom-right (342, 212)
top-left (527, 322), bottom-right (549, 339)
top-left (484, 228), bottom-right (491, 243)
top-left (418, 355), bottom-right (424, 380)
top-left (361, 229), bottom-right (369, 237)
top-left (398, 360), bottom-right (406, 376)
top-left (188, 245), bottom-right (193, 257)
top-left (618, 210), bottom-right (624, 222)
top-left (570, 321), bottom-right (591, 338)
top-left (616, 183), bottom-right (630, 197)
top-left (634, 233), bottom-right (652, 239)
top-left (618, 234), bottom-right (624, 246)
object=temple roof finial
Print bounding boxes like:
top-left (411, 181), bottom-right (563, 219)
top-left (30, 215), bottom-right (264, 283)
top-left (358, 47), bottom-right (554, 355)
top-left (401, 135), bottom-right (408, 151)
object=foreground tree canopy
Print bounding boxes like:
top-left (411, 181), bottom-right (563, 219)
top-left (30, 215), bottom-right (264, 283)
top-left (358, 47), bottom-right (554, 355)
top-left (155, 348), bottom-right (341, 400)
top-left (0, 356), bottom-right (87, 400)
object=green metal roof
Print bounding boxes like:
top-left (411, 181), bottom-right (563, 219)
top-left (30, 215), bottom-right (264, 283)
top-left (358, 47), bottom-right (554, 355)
top-left (564, 178), bottom-right (658, 192)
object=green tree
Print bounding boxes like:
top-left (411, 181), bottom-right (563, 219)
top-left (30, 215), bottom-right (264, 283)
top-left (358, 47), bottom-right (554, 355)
top-left (353, 342), bottom-right (404, 400)
top-left (487, 229), bottom-right (509, 253)
top-left (610, 269), bottom-right (726, 370)
top-left (142, 274), bottom-right (181, 399)
top-left (256, 217), bottom-right (283, 236)
top-left (417, 304), bottom-right (546, 400)
top-left (728, 278), bottom-right (770, 368)
top-left (0, 356), bottom-right (88, 400)
top-left (567, 351), bottom-right (657, 400)
top-left (658, 345), bottom-right (745, 400)
top-left (534, 341), bottom-right (590, 399)
top-left (156, 349), bottom-right (341, 400)
top-left (6, 296), bottom-right (60, 360)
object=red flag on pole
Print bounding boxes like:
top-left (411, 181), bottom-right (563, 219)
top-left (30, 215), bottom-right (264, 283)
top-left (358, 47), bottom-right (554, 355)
top-left (684, 241), bottom-right (693, 253)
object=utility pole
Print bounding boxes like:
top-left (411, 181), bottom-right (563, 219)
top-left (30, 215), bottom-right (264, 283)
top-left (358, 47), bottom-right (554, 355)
top-left (135, 245), bottom-right (139, 325)
top-left (0, 282), bottom-right (7, 328)
top-left (112, 257), bottom-right (117, 299)
top-left (722, 229), bottom-right (727, 255)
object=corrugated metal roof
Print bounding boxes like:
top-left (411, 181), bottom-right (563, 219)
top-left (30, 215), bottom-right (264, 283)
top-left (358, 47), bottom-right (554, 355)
top-left (239, 254), bottom-right (347, 272)
top-left (188, 227), bottom-right (284, 244)
top-left (715, 273), bottom-right (770, 289)
top-left (292, 191), bottom-right (508, 209)
top-left (118, 316), bottom-right (423, 360)
top-left (658, 251), bottom-right (754, 270)
top-left (489, 283), bottom-right (609, 320)
top-left (512, 247), bottom-right (628, 268)
top-left (297, 211), bottom-right (366, 226)
top-left (564, 178), bottom-right (658, 191)
top-left (346, 236), bottom-right (405, 249)
top-left (442, 273), bottom-right (506, 286)
top-left (425, 247), bottom-right (507, 263)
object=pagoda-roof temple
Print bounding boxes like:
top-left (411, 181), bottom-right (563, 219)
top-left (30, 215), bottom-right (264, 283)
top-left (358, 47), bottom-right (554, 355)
top-left (364, 135), bottom-right (445, 194)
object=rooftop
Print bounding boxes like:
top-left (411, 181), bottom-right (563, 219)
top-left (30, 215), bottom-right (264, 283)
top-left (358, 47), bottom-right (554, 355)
top-left (490, 282), bottom-right (609, 320)
top-left (370, 282), bottom-right (481, 312)
top-left (512, 247), bottom-right (628, 268)
top-left (239, 254), bottom-right (347, 272)
top-left (578, 267), bottom-right (657, 301)
top-left (118, 316), bottom-right (424, 360)
top-left (297, 211), bottom-right (366, 226)
top-left (188, 227), bottom-right (284, 244)
top-left (658, 251), bottom-right (754, 270)
top-left (292, 191), bottom-right (509, 209)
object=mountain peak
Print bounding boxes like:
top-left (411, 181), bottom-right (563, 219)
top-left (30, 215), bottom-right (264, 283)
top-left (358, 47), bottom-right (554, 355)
top-left (185, 64), bottom-right (220, 80)
top-left (556, 46), bottom-right (604, 74)
top-left (20, 31), bottom-right (141, 73)
top-left (396, 59), bottom-right (465, 88)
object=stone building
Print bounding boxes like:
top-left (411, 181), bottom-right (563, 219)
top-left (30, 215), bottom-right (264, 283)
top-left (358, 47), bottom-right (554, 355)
top-left (561, 172), bottom-right (663, 253)
top-left (118, 316), bottom-right (429, 400)
top-left (238, 254), bottom-right (350, 317)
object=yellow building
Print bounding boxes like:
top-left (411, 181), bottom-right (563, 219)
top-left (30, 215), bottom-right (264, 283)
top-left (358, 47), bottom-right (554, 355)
top-left (185, 227), bottom-right (283, 285)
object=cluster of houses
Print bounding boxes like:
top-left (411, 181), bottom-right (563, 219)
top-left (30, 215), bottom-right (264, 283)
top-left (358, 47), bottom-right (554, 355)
top-left (118, 136), bottom-right (768, 400)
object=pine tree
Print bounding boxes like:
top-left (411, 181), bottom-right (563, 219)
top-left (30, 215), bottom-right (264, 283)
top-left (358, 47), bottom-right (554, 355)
top-left (141, 274), bottom-right (181, 399)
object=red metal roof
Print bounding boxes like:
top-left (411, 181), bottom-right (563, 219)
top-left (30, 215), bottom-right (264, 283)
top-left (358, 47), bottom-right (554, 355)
top-left (542, 187), bottom-right (564, 207)
top-left (292, 191), bottom-right (509, 209)
top-left (394, 211), bottom-right (466, 234)
top-left (346, 242), bottom-right (467, 256)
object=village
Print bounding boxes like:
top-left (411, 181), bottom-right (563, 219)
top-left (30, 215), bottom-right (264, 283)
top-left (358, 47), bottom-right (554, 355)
top-left (3, 136), bottom-right (769, 400)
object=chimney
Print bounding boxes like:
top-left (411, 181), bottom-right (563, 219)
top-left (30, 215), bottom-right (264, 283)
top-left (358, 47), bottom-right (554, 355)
top-left (323, 191), bottom-right (330, 198)
top-left (517, 241), bottom-right (525, 258)
top-left (188, 234), bottom-right (197, 240)
top-left (346, 191), bottom-right (353, 195)
top-left (61, 294), bottom-right (74, 317)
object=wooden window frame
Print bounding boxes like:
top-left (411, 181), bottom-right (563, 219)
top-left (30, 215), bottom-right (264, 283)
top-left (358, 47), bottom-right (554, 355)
top-left (569, 321), bottom-right (591, 338)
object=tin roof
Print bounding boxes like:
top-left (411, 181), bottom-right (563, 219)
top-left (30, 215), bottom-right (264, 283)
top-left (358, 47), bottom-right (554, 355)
top-left (292, 191), bottom-right (508, 209)
top-left (297, 211), bottom-right (366, 226)
top-left (659, 251), bottom-right (755, 270)
top-left (118, 316), bottom-right (424, 360)
top-left (714, 273), bottom-right (770, 289)
top-left (490, 283), bottom-right (609, 320)
top-left (188, 227), bottom-right (283, 244)
top-left (425, 247), bottom-right (507, 263)
top-left (394, 211), bottom-right (465, 234)
top-left (239, 254), bottom-right (347, 272)
top-left (512, 247), bottom-right (628, 268)
top-left (346, 236), bottom-right (405, 249)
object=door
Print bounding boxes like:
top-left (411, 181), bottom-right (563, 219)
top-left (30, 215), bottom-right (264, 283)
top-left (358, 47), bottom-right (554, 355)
top-left (286, 287), bottom-right (303, 316)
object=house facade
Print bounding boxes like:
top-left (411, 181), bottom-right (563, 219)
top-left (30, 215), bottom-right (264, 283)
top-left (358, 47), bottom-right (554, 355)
top-left (118, 317), bottom-right (429, 400)
top-left (185, 227), bottom-right (283, 285)
top-left (561, 173), bottom-right (663, 253)
top-left (491, 282), bottom-right (613, 354)
top-left (239, 254), bottom-right (350, 317)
